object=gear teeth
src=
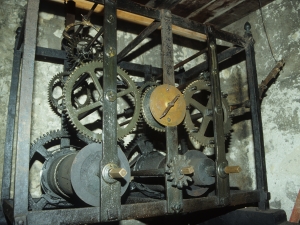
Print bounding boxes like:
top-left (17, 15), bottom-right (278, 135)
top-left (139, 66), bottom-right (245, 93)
top-left (64, 60), bottom-right (140, 143)
top-left (141, 86), bottom-right (165, 132)
top-left (183, 79), bottom-right (231, 147)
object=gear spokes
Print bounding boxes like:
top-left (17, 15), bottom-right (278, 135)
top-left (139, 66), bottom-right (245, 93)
top-left (183, 80), bottom-right (231, 147)
top-left (63, 61), bottom-right (141, 142)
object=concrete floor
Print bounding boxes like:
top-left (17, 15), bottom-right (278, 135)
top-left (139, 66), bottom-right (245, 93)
top-left (0, 0), bottom-right (299, 223)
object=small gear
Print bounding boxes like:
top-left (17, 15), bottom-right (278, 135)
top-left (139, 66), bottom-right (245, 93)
top-left (183, 80), bottom-right (231, 147)
top-left (65, 36), bottom-right (103, 67)
top-left (166, 155), bottom-right (193, 189)
top-left (48, 72), bottom-right (92, 115)
top-left (141, 86), bottom-right (165, 132)
top-left (63, 60), bottom-right (141, 142)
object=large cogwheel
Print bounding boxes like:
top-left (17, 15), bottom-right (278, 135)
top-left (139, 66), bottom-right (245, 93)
top-left (183, 80), bottom-right (231, 147)
top-left (63, 61), bottom-right (141, 142)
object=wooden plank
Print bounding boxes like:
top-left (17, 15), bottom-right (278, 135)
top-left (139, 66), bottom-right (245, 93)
top-left (47, 0), bottom-right (206, 41)
top-left (171, 0), bottom-right (211, 18)
top-left (188, 0), bottom-right (245, 23)
top-left (209, 0), bottom-right (275, 29)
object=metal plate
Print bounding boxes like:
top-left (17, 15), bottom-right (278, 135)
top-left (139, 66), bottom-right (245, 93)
top-left (149, 84), bottom-right (186, 126)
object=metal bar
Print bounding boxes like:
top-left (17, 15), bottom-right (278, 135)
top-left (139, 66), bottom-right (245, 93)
top-left (161, 9), bottom-right (183, 214)
top-left (35, 47), bottom-right (66, 60)
top-left (2, 29), bottom-right (23, 202)
top-left (206, 25), bottom-right (230, 206)
top-left (131, 168), bottom-right (165, 177)
top-left (24, 190), bottom-right (260, 224)
top-left (118, 61), bottom-right (162, 75)
top-left (101, 0), bottom-right (120, 222)
top-left (181, 47), bottom-right (244, 80)
top-left (172, 14), bottom-right (206, 34)
top-left (13, 0), bottom-right (40, 223)
top-left (156, 47), bottom-right (208, 80)
top-left (84, 26), bottom-right (104, 52)
top-left (117, 20), bottom-right (161, 62)
top-left (245, 35), bottom-right (269, 210)
top-left (207, 24), bottom-right (246, 47)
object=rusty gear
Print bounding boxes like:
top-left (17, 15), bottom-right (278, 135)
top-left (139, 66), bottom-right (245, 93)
top-left (183, 80), bottom-right (231, 147)
top-left (166, 155), bottom-right (193, 189)
top-left (63, 61), bottom-right (140, 142)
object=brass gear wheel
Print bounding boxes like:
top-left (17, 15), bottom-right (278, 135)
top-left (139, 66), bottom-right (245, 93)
top-left (183, 80), bottom-right (231, 147)
top-left (63, 61), bottom-right (141, 142)
top-left (141, 85), bottom-right (165, 132)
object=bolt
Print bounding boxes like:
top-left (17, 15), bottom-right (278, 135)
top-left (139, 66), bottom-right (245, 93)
top-left (209, 140), bottom-right (215, 144)
top-left (105, 90), bottom-right (117, 102)
top-left (222, 93), bottom-right (228, 98)
top-left (109, 168), bottom-right (127, 179)
top-left (18, 221), bottom-right (24, 225)
top-left (205, 109), bottom-right (213, 116)
top-left (224, 166), bottom-right (241, 174)
top-left (181, 166), bottom-right (194, 175)
top-left (165, 11), bottom-right (171, 17)
top-left (167, 117), bottom-right (171, 122)
top-left (108, 14), bottom-right (114, 23)
top-left (216, 107), bottom-right (222, 114)
top-left (191, 86), bottom-right (197, 91)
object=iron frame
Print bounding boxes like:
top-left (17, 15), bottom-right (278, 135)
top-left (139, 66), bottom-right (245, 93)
top-left (1, 0), bottom-right (269, 224)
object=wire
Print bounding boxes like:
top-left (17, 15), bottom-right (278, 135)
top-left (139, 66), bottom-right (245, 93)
top-left (258, 0), bottom-right (278, 63)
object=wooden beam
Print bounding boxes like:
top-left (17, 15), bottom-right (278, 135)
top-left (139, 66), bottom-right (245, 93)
top-left (47, 0), bottom-right (207, 41)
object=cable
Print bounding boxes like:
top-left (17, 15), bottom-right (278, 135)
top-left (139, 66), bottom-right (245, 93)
top-left (258, 0), bottom-right (279, 63)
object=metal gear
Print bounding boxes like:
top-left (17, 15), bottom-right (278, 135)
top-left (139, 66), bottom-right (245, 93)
top-left (48, 72), bottom-right (92, 114)
top-left (63, 21), bottom-right (100, 42)
top-left (64, 36), bottom-right (103, 67)
top-left (183, 79), bottom-right (231, 147)
top-left (141, 86), bottom-right (165, 132)
top-left (29, 130), bottom-right (93, 210)
top-left (165, 155), bottom-right (193, 189)
top-left (63, 60), bottom-right (141, 142)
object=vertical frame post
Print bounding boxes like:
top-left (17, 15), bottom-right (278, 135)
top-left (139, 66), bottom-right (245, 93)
top-left (13, 0), bottom-right (40, 224)
top-left (101, 0), bottom-right (121, 221)
top-left (244, 23), bottom-right (269, 210)
top-left (161, 9), bottom-right (183, 214)
top-left (206, 25), bottom-right (230, 206)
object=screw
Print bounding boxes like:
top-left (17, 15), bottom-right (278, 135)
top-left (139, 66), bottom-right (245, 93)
top-left (167, 117), bottom-right (171, 122)
top-left (105, 90), bottom-right (117, 102)
top-left (209, 140), bottom-right (215, 144)
top-left (18, 221), bottom-right (24, 225)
